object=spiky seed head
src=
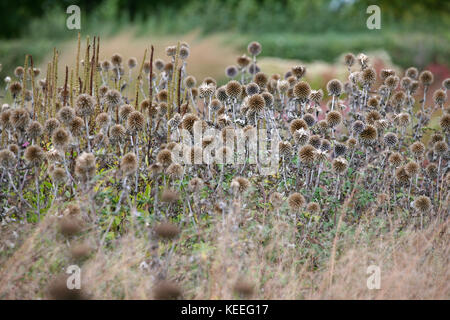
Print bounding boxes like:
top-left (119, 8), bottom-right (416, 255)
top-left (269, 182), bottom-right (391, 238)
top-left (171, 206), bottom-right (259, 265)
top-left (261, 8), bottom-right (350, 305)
top-left (352, 120), bottom-right (365, 134)
top-left (127, 111), bottom-right (144, 132)
top-left (383, 132), bottom-right (398, 147)
top-left (11, 108), bottom-right (30, 131)
top-left (166, 163), bottom-right (183, 179)
top-left (434, 141), bottom-right (448, 155)
top-left (95, 112), bottom-right (109, 129)
top-left (405, 67), bottom-right (418, 79)
top-left (419, 70), bottom-right (434, 86)
top-left (367, 97), bottom-right (379, 109)
top-left (439, 114), bottom-right (450, 133)
top-left (293, 81), bottom-right (311, 100)
top-left (442, 78), bottom-right (450, 90)
top-left (253, 72), bottom-right (268, 89)
top-left (8, 144), bottom-right (19, 154)
top-left (380, 69), bottom-right (395, 81)
top-left (74, 152), bottom-right (96, 182)
top-left (317, 120), bottom-right (328, 133)
top-left (215, 86), bottom-right (228, 102)
top-left (385, 75), bottom-right (399, 90)
top-left (184, 75), bottom-right (196, 89)
top-left (14, 66), bottom-right (24, 78)
top-left (360, 67), bottom-right (377, 85)
top-left (156, 149), bottom-right (173, 167)
top-left (334, 143), bottom-right (347, 157)
top-left (69, 117), bottom-right (84, 137)
top-left (237, 54), bottom-right (251, 68)
top-left (111, 53), bottom-right (123, 67)
top-left (288, 193), bottom-right (305, 211)
top-left (405, 161), bottom-right (419, 176)
top-left (332, 157), bottom-right (348, 174)
top-left (52, 127), bottom-right (70, 150)
top-left (309, 89), bottom-right (323, 103)
top-left (307, 202), bottom-right (320, 214)
top-left (27, 121), bottom-right (43, 140)
top-left (303, 113), bottom-right (315, 127)
top-left (327, 79), bottom-right (343, 96)
top-left (400, 77), bottom-right (412, 91)
top-left (289, 119), bottom-right (307, 135)
top-left (293, 129), bottom-right (309, 146)
top-left (51, 167), bottom-right (66, 184)
top-left (396, 113), bottom-right (410, 127)
top-left (320, 139), bottom-right (331, 152)
top-left (291, 65), bottom-right (306, 79)
top-left (308, 135), bottom-right (321, 149)
top-left (24, 145), bottom-right (44, 166)
top-left (426, 163), bottom-right (438, 179)
top-left (181, 113), bottom-right (199, 133)
top-left (120, 152), bottom-right (137, 176)
top-left (326, 111), bottom-right (342, 128)
top-left (75, 94), bottom-right (95, 117)
top-left (9, 81), bottom-right (22, 97)
top-left (247, 41), bottom-right (262, 56)
top-left (347, 137), bottom-right (357, 149)
top-left (105, 89), bottom-right (122, 108)
top-left (366, 110), bottom-right (381, 125)
top-left (279, 141), bottom-right (293, 157)
top-left (0, 110), bottom-right (12, 130)
top-left (119, 104), bottom-right (134, 122)
top-left (433, 89), bottom-right (447, 106)
top-left (298, 144), bottom-right (316, 165)
top-left (57, 106), bottom-right (75, 125)
top-left (225, 65), bottom-right (238, 78)
top-left (245, 82), bottom-right (260, 96)
top-left (232, 177), bottom-right (251, 193)
top-left (389, 152), bottom-right (403, 167)
top-left (154, 222), bottom-right (180, 240)
top-left (248, 94), bottom-right (265, 113)
top-left (226, 80), bottom-right (242, 98)
top-left (344, 53), bottom-right (355, 67)
top-left (391, 91), bottom-right (406, 107)
top-left (395, 166), bottom-right (410, 185)
top-left (414, 196), bottom-right (431, 213)
top-left (161, 188), bottom-right (180, 203)
top-left (359, 125), bottom-right (377, 145)
top-left (410, 141), bottom-right (425, 157)
top-left (0, 149), bottom-right (16, 168)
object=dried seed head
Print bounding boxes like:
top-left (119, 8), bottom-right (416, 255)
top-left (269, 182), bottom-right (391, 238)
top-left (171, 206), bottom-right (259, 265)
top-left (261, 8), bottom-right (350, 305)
top-left (57, 106), bottom-right (75, 125)
top-left (181, 113), bottom-right (199, 133)
top-left (0, 149), bottom-right (16, 168)
top-left (11, 107), bottom-right (30, 131)
top-left (327, 79), bottom-right (343, 96)
top-left (426, 163), bottom-right (438, 179)
top-left (359, 125), bottom-right (377, 145)
top-left (52, 127), bottom-right (70, 150)
top-left (410, 141), bottom-right (425, 157)
top-left (188, 177), bottom-right (204, 193)
top-left (405, 161), bottom-right (419, 176)
top-left (288, 192), bottom-right (305, 211)
top-left (389, 152), bottom-right (403, 167)
top-left (440, 114), bottom-right (450, 133)
top-left (291, 65), bottom-right (306, 79)
top-left (153, 280), bottom-right (182, 300)
top-left (105, 89), bottom-right (122, 108)
top-left (383, 132), bottom-right (398, 147)
top-left (75, 94), bottom-right (95, 118)
top-left (419, 70), bottom-right (434, 86)
top-left (27, 121), bottom-right (43, 140)
top-left (367, 96), bottom-right (379, 109)
top-left (344, 53), bottom-right (355, 67)
top-left (161, 188), bottom-right (180, 203)
top-left (360, 67), bottom-right (377, 85)
top-left (9, 81), bottom-right (22, 97)
top-left (309, 89), bottom-right (323, 103)
top-left (24, 145), bottom-right (44, 166)
top-left (279, 141), bottom-right (293, 157)
top-left (247, 41), bottom-right (262, 56)
top-left (226, 80), bottom-right (243, 98)
top-left (326, 111), bottom-right (342, 128)
top-left (298, 144), bottom-right (316, 165)
top-left (69, 117), bottom-right (84, 137)
top-left (157, 149), bottom-right (173, 167)
top-left (248, 94), bottom-right (265, 113)
top-left (225, 65), bottom-right (238, 78)
top-left (433, 89), bottom-right (447, 106)
top-left (405, 67), bottom-right (418, 79)
top-left (127, 111), bottom-right (145, 132)
top-left (95, 112), bottom-right (109, 129)
top-left (385, 75), bottom-right (399, 90)
top-left (433, 141), bottom-right (448, 155)
top-left (334, 142), bottom-right (347, 157)
top-left (120, 152), bottom-right (137, 176)
top-left (307, 202), bottom-right (320, 214)
top-left (332, 157), bottom-right (348, 174)
top-left (111, 53), bottom-right (123, 66)
top-left (293, 81), bottom-right (311, 100)
top-left (414, 196), bottom-right (431, 213)
top-left (290, 119), bottom-right (308, 135)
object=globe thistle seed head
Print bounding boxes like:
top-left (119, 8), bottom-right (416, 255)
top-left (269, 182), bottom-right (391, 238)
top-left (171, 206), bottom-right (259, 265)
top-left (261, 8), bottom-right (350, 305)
top-left (226, 80), bottom-right (243, 98)
top-left (433, 89), bottom-right (447, 106)
top-left (434, 141), bottom-right (448, 155)
top-left (367, 96), bottom-right (379, 109)
top-left (302, 113), bottom-right (316, 127)
top-left (165, 45), bottom-right (177, 57)
top-left (75, 94), bottom-right (95, 118)
top-left (383, 132), bottom-right (398, 147)
top-left (232, 176), bottom-right (251, 193)
top-left (127, 57), bottom-right (137, 70)
top-left (179, 46), bottom-right (190, 60)
top-left (440, 114), bottom-right (450, 133)
top-left (9, 81), bottom-right (22, 97)
top-left (51, 167), bottom-right (66, 185)
top-left (245, 82), bottom-right (260, 96)
top-left (166, 163), bottom-right (183, 179)
top-left (0, 110), bottom-right (12, 130)
top-left (225, 65), bottom-right (238, 78)
top-left (410, 141), bottom-right (425, 158)
top-left (289, 119), bottom-right (308, 135)
top-left (215, 86), bottom-right (228, 102)
top-left (293, 81), bottom-right (311, 100)
top-left (152, 58), bottom-right (164, 72)
top-left (426, 163), bottom-right (438, 179)
top-left (69, 117), bottom-right (84, 137)
top-left (248, 94), bottom-right (265, 113)
top-left (161, 188), bottom-right (180, 203)
top-left (419, 70), bottom-right (434, 86)
top-left (442, 78), bottom-right (450, 90)
top-left (326, 111), bottom-right (342, 128)
top-left (120, 152), bottom-right (137, 176)
top-left (93, 133), bottom-right (109, 148)
top-left (327, 79), bottom-right (343, 96)
top-left (298, 144), bottom-right (316, 165)
top-left (332, 157), bottom-right (348, 174)
top-left (385, 75), bottom-right (399, 90)
top-left (247, 41), bottom-right (262, 56)
top-left (279, 141), bottom-right (293, 157)
top-left (105, 89), bottom-right (122, 108)
top-left (360, 67), bottom-right (377, 86)
top-left (334, 143), bottom-right (347, 157)
top-left (154, 222), bottom-right (180, 240)
top-left (157, 89), bottom-right (168, 102)
top-left (261, 92), bottom-right (274, 107)
top-left (27, 121), bottom-right (43, 140)
top-left (391, 91), bottom-right (406, 107)
top-left (8, 144), bottom-right (19, 155)
top-left (209, 99), bottom-right (223, 114)
top-left (405, 161), bottom-right (419, 176)
top-left (414, 196), bottom-right (431, 213)
top-left (237, 54), bottom-right (251, 68)
top-left (24, 145), bottom-right (44, 166)
top-left (366, 110), bottom-right (381, 125)
top-left (307, 202), bottom-right (320, 214)
top-left (319, 139), bottom-right (331, 152)
top-left (74, 152), bottom-right (96, 182)
top-left (359, 125), bottom-right (378, 145)
top-left (288, 193), bottom-right (305, 211)
top-left (101, 60), bottom-right (112, 72)
top-left (111, 53), bottom-right (123, 67)
top-left (291, 65), bottom-right (306, 79)
top-left (293, 128), bottom-right (309, 146)
top-left (395, 166), bottom-right (410, 185)
top-left (188, 177), bottom-right (204, 193)
top-left (181, 113), bottom-right (199, 133)
top-left (380, 69), bottom-right (395, 81)
top-left (0, 149), bottom-right (16, 168)
top-left (388, 152), bottom-right (403, 167)
top-left (127, 111), bottom-right (144, 132)
top-left (52, 127), bottom-right (70, 150)
top-left (405, 67), bottom-right (418, 79)
top-left (14, 66), bottom-right (25, 78)
top-left (400, 77), bottom-right (412, 91)
top-left (248, 63), bottom-right (260, 75)
top-left (277, 80), bottom-right (290, 94)
top-left (317, 120), bottom-right (328, 134)
top-left (57, 106), bottom-right (75, 125)
top-left (308, 135), bottom-right (321, 149)
top-left (344, 53), bottom-right (355, 67)
top-left (396, 113), bottom-right (410, 127)
top-left (11, 108), bottom-right (30, 131)
top-left (309, 89), bottom-right (323, 103)
top-left (347, 137), bottom-right (357, 149)
top-left (119, 104), bottom-right (134, 122)
top-left (95, 112), bottom-right (109, 129)
top-left (157, 149), bottom-right (173, 167)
